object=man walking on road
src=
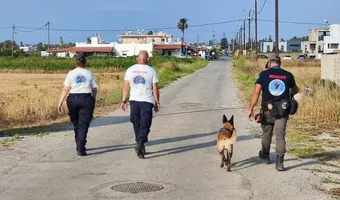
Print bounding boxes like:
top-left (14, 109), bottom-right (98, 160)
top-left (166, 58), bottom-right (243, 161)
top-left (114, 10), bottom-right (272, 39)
top-left (121, 51), bottom-right (160, 159)
top-left (248, 56), bottom-right (300, 171)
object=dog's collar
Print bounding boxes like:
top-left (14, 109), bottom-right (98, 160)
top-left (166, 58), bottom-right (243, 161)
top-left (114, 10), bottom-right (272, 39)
top-left (220, 127), bottom-right (234, 133)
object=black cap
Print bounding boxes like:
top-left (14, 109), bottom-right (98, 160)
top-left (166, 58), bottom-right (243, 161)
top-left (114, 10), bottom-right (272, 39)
top-left (76, 53), bottom-right (86, 63)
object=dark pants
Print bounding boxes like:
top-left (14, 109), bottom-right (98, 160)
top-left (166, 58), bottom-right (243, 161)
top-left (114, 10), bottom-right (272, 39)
top-left (66, 93), bottom-right (95, 152)
top-left (261, 111), bottom-right (288, 157)
top-left (130, 101), bottom-right (154, 144)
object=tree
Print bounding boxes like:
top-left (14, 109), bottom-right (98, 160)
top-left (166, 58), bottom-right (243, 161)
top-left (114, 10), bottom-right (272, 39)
top-left (36, 42), bottom-right (45, 51)
top-left (148, 31), bottom-right (153, 35)
top-left (280, 38), bottom-right (285, 42)
top-left (87, 37), bottom-right (91, 43)
top-left (177, 18), bottom-right (189, 44)
top-left (20, 42), bottom-right (24, 47)
top-left (16, 49), bottom-right (26, 57)
top-left (220, 37), bottom-right (228, 50)
top-left (268, 35), bottom-right (273, 42)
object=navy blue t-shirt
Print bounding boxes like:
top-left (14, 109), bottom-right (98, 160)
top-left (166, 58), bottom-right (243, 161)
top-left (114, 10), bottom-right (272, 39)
top-left (255, 66), bottom-right (296, 103)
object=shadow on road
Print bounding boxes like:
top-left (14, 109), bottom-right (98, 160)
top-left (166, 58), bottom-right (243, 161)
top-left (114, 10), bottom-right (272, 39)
top-left (90, 116), bottom-right (130, 128)
top-left (0, 116), bottom-right (131, 138)
top-left (145, 140), bottom-right (216, 159)
top-left (87, 132), bottom-right (256, 156)
top-left (87, 131), bottom-right (218, 155)
top-left (231, 153), bottom-right (320, 171)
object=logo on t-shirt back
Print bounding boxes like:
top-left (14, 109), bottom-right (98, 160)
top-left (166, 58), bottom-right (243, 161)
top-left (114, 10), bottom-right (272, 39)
top-left (75, 75), bottom-right (87, 84)
top-left (268, 79), bottom-right (285, 96)
top-left (133, 76), bottom-right (146, 85)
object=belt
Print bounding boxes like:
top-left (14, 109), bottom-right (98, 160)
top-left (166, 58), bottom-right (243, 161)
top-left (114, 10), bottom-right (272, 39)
top-left (68, 93), bottom-right (92, 98)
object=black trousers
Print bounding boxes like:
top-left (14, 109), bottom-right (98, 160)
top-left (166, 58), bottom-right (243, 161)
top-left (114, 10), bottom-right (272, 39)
top-left (129, 101), bottom-right (154, 143)
top-left (66, 93), bottom-right (95, 152)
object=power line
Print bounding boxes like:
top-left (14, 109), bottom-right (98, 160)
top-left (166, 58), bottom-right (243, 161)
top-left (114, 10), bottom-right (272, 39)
top-left (3, 18), bottom-right (325, 34)
top-left (0, 26), bottom-right (11, 30)
top-left (258, 0), bottom-right (267, 15)
top-left (14, 19), bottom-right (245, 32)
top-left (15, 24), bottom-right (47, 32)
top-left (258, 19), bottom-right (324, 25)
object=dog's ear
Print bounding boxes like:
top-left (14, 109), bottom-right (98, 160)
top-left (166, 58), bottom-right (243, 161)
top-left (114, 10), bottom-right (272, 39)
top-left (229, 115), bottom-right (234, 126)
top-left (222, 115), bottom-right (228, 124)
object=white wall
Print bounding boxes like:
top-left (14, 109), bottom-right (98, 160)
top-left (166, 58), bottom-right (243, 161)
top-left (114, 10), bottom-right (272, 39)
top-left (323, 24), bottom-right (340, 53)
top-left (113, 43), bottom-right (153, 57)
top-left (321, 54), bottom-right (340, 85)
top-left (75, 42), bottom-right (114, 48)
top-left (56, 52), bottom-right (76, 58)
top-left (279, 42), bottom-right (287, 52)
top-left (261, 42), bottom-right (274, 52)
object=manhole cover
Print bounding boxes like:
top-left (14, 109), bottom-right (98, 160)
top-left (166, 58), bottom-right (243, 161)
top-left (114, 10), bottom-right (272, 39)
top-left (111, 182), bottom-right (164, 194)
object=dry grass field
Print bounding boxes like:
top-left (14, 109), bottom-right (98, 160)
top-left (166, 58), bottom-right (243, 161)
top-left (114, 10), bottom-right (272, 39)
top-left (0, 73), bottom-right (123, 130)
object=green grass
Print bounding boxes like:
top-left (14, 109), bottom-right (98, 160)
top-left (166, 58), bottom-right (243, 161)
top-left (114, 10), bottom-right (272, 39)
top-left (287, 129), bottom-right (317, 143)
top-left (0, 56), bottom-right (194, 72)
top-left (289, 146), bottom-right (324, 158)
top-left (158, 59), bottom-right (208, 88)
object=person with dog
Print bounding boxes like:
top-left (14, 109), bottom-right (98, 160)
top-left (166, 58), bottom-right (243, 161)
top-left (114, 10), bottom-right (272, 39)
top-left (57, 53), bottom-right (98, 156)
top-left (121, 50), bottom-right (160, 159)
top-left (248, 56), bottom-right (300, 171)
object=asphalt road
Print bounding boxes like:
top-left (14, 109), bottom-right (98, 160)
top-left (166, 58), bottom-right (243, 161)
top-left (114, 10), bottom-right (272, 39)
top-left (0, 58), bottom-right (331, 200)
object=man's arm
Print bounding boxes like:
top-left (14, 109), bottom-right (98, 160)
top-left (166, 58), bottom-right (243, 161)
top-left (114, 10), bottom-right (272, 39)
top-left (153, 83), bottom-right (160, 103)
top-left (153, 83), bottom-right (160, 112)
top-left (57, 86), bottom-right (71, 114)
top-left (121, 80), bottom-right (130, 102)
top-left (290, 74), bottom-right (300, 95)
top-left (291, 85), bottom-right (300, 95)
top-left (92, 88), bottom-right (98, 100)
top-left (248, 84), bottom-right (262, 120)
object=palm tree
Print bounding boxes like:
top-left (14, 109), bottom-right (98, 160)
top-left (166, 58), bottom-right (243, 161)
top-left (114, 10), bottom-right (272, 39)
top-left (177, 18), bottom-right (189, 56)
top-left (178, 18), bottom-right (189, 43)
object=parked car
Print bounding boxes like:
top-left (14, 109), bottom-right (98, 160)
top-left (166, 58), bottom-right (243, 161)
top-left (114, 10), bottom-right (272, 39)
top-left (257, 54), bottom-right (269, 59)
top-left (297, 54), bottom-right (306, 60)
top-left (282, 55), bottom-right (293, 60)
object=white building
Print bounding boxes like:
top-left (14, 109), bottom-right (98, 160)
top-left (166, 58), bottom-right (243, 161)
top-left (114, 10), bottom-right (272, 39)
top-left (260, 41), bottom-right (287, 53)
top-left (49, 34), bottom-right (153, 57)
top-left (114, 43), bottom-right (153, 57)
top-left (323, 24), bottom-right (340, 54)
top-left (19, 46), bottom-right (36, 55)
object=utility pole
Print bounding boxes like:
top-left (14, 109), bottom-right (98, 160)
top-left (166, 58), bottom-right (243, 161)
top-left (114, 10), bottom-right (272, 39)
top-left (255, 0), bottom-right (258, 60)
top-left (243, 20), bottom-right (246, 54)
top-left (239, 26), bottom-right (242, 51)
top-left (212, 30), bottom-right (215, 47)
top-left (12, 24), bottom-right (15, 57)
top-left (248, 10), bottom-right (252, 54)
top-left (275, 0), bottom-right (279, 56)
top-left (47, 21), bottom-right (50, 52)
top-left (197, 35), bottom-right (199, 46)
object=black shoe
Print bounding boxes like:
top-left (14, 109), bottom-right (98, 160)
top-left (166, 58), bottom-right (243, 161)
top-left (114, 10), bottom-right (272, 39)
top-left (134, 139), bottom-right (145, 159)
top-left (141, 145), bottom-right (146, 155)
top-left (77, 151), bottom-right (87, 156)
top-left (276, 155), bottom-right (285, 171)
top-left (259, 150), bottom-right (270, 164)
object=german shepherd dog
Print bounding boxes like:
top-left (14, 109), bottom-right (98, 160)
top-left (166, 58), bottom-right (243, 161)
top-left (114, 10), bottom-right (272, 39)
top-left (217, 115), bottom-right (237, 172)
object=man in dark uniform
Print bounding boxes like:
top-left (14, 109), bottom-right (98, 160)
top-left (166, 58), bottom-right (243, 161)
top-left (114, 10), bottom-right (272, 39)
top-left (248, 56), bottom-right (300, 171)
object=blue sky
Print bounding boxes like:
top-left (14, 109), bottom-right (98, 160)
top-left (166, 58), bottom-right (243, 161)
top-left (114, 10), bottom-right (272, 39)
top-left (0, 0), bottom-right (339, 45)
